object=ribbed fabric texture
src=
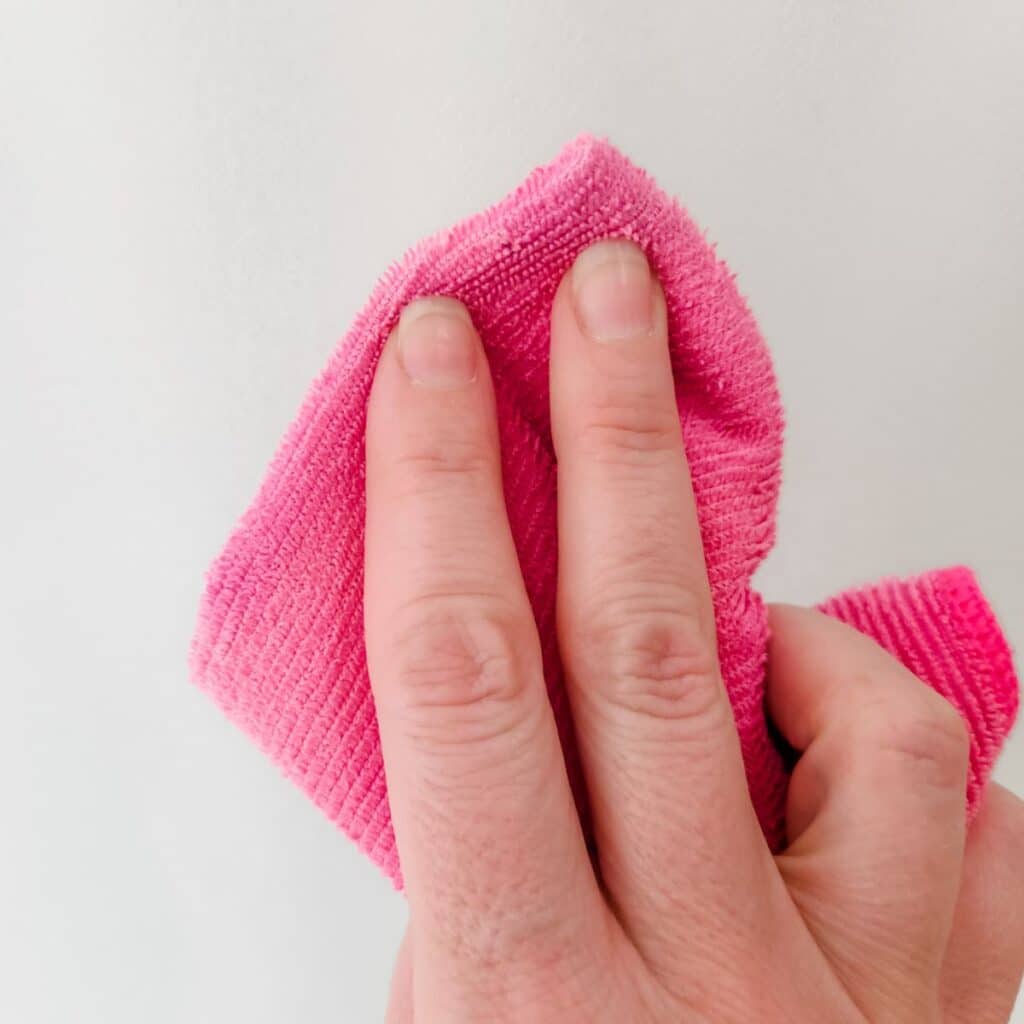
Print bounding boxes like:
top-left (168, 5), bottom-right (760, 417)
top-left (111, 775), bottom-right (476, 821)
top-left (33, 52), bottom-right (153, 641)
top-left (190, 135), bottom-right (1018, 887)
top-left (818, 568), bottom-right (1018, 813)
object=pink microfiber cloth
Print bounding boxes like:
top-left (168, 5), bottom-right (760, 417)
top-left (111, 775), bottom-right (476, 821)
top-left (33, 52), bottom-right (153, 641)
top-left (191, 135), bottom-right (1018, 887)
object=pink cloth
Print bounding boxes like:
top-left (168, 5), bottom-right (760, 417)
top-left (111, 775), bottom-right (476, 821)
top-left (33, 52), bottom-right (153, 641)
top-left (190, 135), bottom-right (1018, 887)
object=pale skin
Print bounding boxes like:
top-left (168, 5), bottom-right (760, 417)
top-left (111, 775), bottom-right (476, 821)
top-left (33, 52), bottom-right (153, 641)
top-left (363, 239), bottom-right (1024, 1022)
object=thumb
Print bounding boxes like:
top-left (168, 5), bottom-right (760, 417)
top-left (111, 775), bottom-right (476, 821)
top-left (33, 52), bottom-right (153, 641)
top-left (766, 604), bottom-right (969, 1020)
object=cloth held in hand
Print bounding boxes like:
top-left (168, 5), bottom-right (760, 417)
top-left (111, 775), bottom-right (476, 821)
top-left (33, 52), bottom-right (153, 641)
top-left (190, 136), bottom-right (1019, 887)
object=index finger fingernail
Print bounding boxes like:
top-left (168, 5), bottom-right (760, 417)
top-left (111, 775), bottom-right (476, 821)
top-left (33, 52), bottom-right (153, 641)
top-left (398, 297), bottom-right (479, 388)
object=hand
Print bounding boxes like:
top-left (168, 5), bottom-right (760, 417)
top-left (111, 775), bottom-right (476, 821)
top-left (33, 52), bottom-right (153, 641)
top-left (363, 240), bottom-right (1024, 1022)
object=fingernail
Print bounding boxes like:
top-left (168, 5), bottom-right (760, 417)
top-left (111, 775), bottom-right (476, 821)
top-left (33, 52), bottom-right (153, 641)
top-left (397, 297), bottom-right (478, 388)
top-left (571, 239), bottom-right (655, 342)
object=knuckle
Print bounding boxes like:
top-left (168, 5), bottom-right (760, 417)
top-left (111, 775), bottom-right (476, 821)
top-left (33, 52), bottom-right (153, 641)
top-left (857, 687), bottom-right (969, 791)
top-left (572, 589), bottom-right (724, 728)
top-left (577, 395), bottom-right (679, 466)
top-left (387, 596), bottom-right (536, 746)
top-left (392, 437), bottom-right (494, 496)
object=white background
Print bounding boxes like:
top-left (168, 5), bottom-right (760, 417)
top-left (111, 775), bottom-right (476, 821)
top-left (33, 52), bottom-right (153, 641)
top-left (2, 2), bottom-right (1022, 1020)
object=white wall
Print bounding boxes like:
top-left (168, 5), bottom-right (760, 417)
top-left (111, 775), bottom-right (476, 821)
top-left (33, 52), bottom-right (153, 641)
top-left (2, 2), bottom-right (1022, 1020)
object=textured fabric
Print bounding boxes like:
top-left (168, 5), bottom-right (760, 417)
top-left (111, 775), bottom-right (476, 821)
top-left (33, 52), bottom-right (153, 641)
top-left (190, 135), bottom-right (1018, 888)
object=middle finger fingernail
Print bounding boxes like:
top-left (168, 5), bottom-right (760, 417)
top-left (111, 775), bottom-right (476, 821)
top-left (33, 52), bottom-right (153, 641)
top-left (570, 239), bottom-right (655, 343)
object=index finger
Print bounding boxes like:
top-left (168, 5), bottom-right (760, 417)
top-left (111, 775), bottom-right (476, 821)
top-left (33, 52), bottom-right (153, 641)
top-left (364, 298), bottom-right (599, 998)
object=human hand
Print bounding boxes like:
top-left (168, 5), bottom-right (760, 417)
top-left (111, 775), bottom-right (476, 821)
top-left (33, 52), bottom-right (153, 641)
top-left (363, 239), bottom-right (1024, 1022)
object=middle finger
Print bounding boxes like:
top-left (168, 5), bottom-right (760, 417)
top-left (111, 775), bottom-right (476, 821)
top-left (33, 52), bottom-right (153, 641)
top-left (549, 240), bottom-right (778, 979)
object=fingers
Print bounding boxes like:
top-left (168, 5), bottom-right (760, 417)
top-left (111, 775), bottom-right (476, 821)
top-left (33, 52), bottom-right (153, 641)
top-left (549, 240), bottom-right (778, 978)
top-left (767, 604), bottom-right (969, 1018)
top-left (365, 298), bottom-right (599, 1006)
top-left (941, 784), bottom-right (1024, 1024)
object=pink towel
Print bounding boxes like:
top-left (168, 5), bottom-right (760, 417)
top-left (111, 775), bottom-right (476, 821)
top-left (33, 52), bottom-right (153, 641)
top-left (190, 135), bottom-right (1018, 888)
